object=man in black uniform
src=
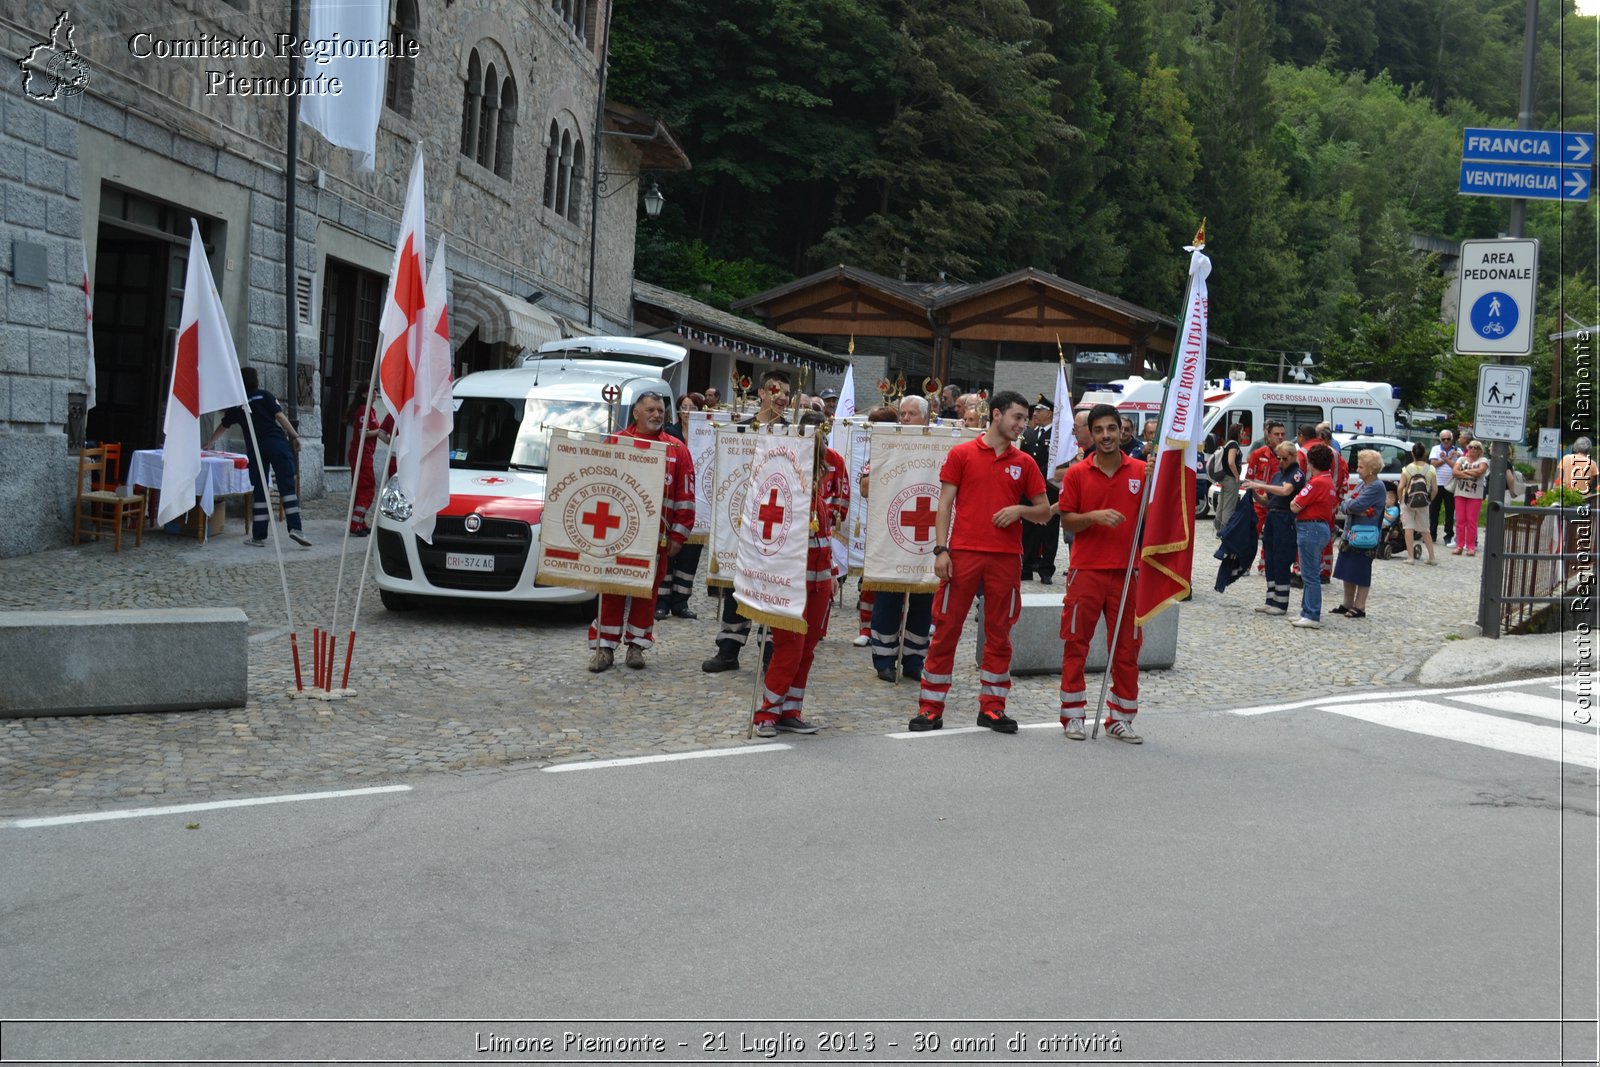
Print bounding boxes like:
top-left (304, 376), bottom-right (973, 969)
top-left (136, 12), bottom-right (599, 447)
top-left (1019, 396), bottom-right (1060, 583)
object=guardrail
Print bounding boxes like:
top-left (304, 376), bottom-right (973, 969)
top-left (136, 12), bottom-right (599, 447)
top-left (1479, 499), bottom-right (1595, 636)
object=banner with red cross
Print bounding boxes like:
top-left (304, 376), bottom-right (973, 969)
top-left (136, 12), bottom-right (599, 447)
top-left (534, 427), bottom-right (668, 597)
top-left (686, 409), bottom-right (728, 544)
top-left (706, 424), bottom-right (759, 589)
top-left (732, 425), bottom-right (817, 633)
top-left (862, 423), bottom-right (979, 593)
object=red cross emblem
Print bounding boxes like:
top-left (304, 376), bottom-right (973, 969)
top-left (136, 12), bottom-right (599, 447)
top-left (757, 487), bottom-right (786, 539)
top-left (898, 495), bottom-right (937, 542)
top-left (580, 500), bottom-right (623, 541)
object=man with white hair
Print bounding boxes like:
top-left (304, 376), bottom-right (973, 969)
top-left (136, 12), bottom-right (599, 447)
top-left (898, 394), bottom-right (929, 423)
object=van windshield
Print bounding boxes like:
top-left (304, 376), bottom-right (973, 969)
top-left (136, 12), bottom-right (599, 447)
top-left (449, 396), bottom-right (609, 471)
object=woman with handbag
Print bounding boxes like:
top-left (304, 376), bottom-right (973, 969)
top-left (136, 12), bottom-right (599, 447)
top-left (1331, 449), bottom-right (1386, 619)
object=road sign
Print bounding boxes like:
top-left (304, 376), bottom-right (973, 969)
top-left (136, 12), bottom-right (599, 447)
top-left (1474, 364), bottom-right (1531, 443)
top-left (1458, 161), bottom-right (1591, 202)
top-left (1461, 127), bottom-right (1594, 167)
top-left (1537, 427), bottom-right (1560, 460)
top-left (1454, 238), bottom-right (1538, 356)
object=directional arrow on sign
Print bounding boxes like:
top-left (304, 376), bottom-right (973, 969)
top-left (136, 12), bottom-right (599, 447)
top-left (1567, 132), bottom-right (1594, 164)
top-left (1566, 169), bottom-right (1590, 200)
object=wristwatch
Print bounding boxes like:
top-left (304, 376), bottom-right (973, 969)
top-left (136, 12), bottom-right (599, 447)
top-left (933, 545), bottom-right (949, 556)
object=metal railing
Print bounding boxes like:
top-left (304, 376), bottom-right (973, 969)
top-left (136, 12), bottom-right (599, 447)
top-left (1480, 498), bottom-right (1596, 636)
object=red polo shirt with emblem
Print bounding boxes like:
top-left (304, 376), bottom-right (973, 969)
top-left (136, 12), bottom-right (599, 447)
top-left (1057, 451), bottom-right (1147, 569)
top-left (1294, 472), bottom-right (1337, 523)
top-left (940, 436), bottom-right (1047, 553)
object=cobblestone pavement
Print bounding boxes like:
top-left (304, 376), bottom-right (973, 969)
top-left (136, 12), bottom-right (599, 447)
top-left (0, 499), bottom-right (1505, 817)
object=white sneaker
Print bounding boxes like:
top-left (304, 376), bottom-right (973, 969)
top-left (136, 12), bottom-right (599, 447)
top-left (1292, 616), bottom-right (1321, 629)
top-left (1254, 605), bottom-right (1286, 615)
top-left (1104, 720), bottom-right (1143, 744)
top-left (288, 530), bottom-right (312, 547)
top-left (852, 633), bottom-right (870, 647)
top-left (243, 537), bottom-right (265, 547)
top-left (1061, 717), bottom-right (1086, 740)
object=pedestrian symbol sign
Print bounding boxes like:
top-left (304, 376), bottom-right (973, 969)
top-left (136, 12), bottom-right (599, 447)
top-left (1474, 364), bottom-right (1531, 443)
top-left (1454, 238), bottom-right (1538, 356)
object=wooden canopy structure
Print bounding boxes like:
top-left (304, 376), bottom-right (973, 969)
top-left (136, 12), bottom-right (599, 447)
top-left (733, 265), bottom-right (1182, 385)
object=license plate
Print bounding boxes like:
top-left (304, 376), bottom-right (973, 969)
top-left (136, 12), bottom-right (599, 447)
top-left (445, 553), bottom-right (495, 572)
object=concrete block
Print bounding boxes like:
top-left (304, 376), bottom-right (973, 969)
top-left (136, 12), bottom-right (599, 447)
top-left (10, 376), bottom-right (53, 422)
top-left (30, 330), bottom-right (67, 377)
top-left (50, 285), bottom-right (84, 330)
top-left (77, 95), bottom-right (126, 138)
top-left (0, 431), bottom-right (72, 557)
top-left (0, 137), bottom-right (25, 181)
top-left (248, 255), bottom-right (283, 294)
top-left (45, 112), bottom-right (78, 156)
top-left (25, 148), bottom-right (65, 193)
top-left (6, 186), bottom-right (46, 229)
top-left (976, 592), bottom-right (1180, 675)
top-left (64, 162), bottom-right (78, 201)
top-left (172, 134), bottom-right (218, 173)
top-left (250, 194), bottom-right (282, 228)
top-left (125, 113), bottom-right (173, 155)
top-left (9, 285), bottom-right (47, 327)
top-left (6, 96), bottom-right (46, 143)
top-left (46, 198), bottom-right (81, 237)
top-left (1, 326), bottom-right (29, 372)
top-left (0, 608), bottom-right (249, 716)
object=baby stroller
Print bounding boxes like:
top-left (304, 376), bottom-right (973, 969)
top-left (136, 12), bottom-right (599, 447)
top-left (1376, 502), bottom-right (1412, 560)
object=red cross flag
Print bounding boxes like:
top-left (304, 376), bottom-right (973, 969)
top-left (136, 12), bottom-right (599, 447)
top-left (535, 426), bottom-right (669, 597)
top-left (860, 422), bottom-right (979, 593)
top-left (405, 240), bottom-right (453, 544)
top-left (156, 220), bottom-right (248, 527)
top-left (733, 425), bottom-right (816, 632)
top-left (1135, 243), bottom-right (1211, 625)
top-left (377, 147), bottom-right (427, 472)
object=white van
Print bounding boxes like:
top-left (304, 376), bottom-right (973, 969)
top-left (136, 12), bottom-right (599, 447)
top-left (373, 336), bottom-right (684, 610)
top-left (1079, 377), bottom-right (1399, 447)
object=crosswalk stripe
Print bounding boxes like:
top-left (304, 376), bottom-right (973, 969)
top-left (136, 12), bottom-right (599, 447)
top-left (1320, 700), bottom-right (1600, 770)
top-left (1452, 691), bottom-right (1597, 727)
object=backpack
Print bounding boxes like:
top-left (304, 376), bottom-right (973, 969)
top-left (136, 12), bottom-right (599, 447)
top-left (1207, 441), bottom-right (1231, 481)
top-left (1404, 468), bottom-right (1431, 509)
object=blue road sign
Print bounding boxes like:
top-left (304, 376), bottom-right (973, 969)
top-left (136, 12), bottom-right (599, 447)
top-left (1467, 291), bottom-right (1518, 340)
top-left (1461, 127), bottom-right (1594, 167)
top-left (1459, 161), bottom-right (1591, 202)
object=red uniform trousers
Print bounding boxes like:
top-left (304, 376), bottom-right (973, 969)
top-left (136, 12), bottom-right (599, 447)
top-left (1058, 566), bottom-right (1141, 725)
top-left (588, 548), bottom-right (668, 650)
top-left (756, 577), bottom-right (833, 724)
top-left (857, 586), bottom-right (875, 635)
top-left (351, 455), bottom-right (377, 531)
top-left (917, 550), bottom-right (1022, 721)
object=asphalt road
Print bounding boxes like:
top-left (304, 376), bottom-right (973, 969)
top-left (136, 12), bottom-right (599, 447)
top-left (2, 676), bottom-right (1594, 1066)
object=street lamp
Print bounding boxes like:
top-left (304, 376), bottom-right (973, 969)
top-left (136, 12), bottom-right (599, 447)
top-left (643, 181), bottom-right (665, 219)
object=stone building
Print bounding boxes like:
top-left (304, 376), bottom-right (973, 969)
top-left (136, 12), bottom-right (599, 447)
top-left (0, 0), bottom-right (683, 557)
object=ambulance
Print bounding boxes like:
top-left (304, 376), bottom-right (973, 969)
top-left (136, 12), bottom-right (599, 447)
top-left (1078, 376), bottom-right (1400, 446)
top-left (372, 336), bottom-right (684, 610)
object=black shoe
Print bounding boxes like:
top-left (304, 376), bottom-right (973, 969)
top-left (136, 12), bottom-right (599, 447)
top-left (976, 710), bottom-right (1019, 734)
top-left (701, 655), bottom-right (740, 673)
top-left (876, 666), bottom-right (897, 683)
top-left (1330, 605), bottom-right (1350, 615)
top-left (671, 605), bottom-right (698, 619)
top-left (1021, 571), bottom-right (1034, 582)
top-left (655, 604), bottom-right (671, 620)
top-left (1037, 573), bottom-right (1053, 585)
top-left (1290, 574), bottom-right (1304, 589)
top-left (907, 712), bottom-right (943, 732)
top-left (903, 665), bottom-right (922, 683)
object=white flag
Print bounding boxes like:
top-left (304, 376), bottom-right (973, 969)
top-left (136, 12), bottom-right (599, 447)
top-left (377, 148), bottom-right (428, 500)
top-left (299, 0), bottom-right (388, 170)
top-left (407, 241), bottom-right (454, 544)
top-left (827, 364), bottom-right (855, 453)
top-left (156, 220), bottom-right (248, 526)
top-left (1049, 361), bottom-right (1076, 471)
top-left (81, 246), bottom-right (96, 412)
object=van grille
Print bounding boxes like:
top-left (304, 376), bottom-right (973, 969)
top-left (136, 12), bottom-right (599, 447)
top-left (416, 515), bottom-right (530, 592)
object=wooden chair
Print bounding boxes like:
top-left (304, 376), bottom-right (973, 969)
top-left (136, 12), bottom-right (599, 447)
top-left (74, 446), bottom-right (145, 552)
top-left (100, 442), bottom-right (124, 490)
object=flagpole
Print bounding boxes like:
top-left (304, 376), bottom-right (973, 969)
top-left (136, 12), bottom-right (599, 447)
top-left (341, 433), bottom-right (395, 688)
top-left (331, 331), bottom-right (388, 643)
top-left (238, 403), bottom-right (304, 691)
top-left (1090, 230), bottom-right (1204, 740)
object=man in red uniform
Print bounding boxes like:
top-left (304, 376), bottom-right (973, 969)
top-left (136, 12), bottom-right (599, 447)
top-left (753, 413), bottom-right (851, 737)
top-left (910, 391), bottom-right (1051, 734)
top-left (346, 398), bottom-right (393, 536)
top-left (587, 392), bottom-right (695, 672)
top-left (1245, 421), bottom-right (1285, 571)
top-left (1057, 403), bottom-right (1151, 744)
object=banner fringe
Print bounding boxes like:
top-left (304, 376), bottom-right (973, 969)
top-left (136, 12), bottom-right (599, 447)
top-left (686, 533), bottom-right (709, 545)
top-left (531, 573), bottom-right (656, 599)
top-left (705, 577), bottom-right (734, 590)
top-left (734, 602), bottom-right (808, 634)
top-left (860, 579), bottom-right (938, 594)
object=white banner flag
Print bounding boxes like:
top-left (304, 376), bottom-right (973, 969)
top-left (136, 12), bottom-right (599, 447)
top-left (299, 0), bottom-right (388, 170)
top-left (685, 409), bottom-right (723, 543)
top-left (862, 424), bottom-right (978, 593)
top-left (535, 427), bottom-right (668, 597)
top-left (733, 425), bottom-right (816, 633)
top-left (828, 417), bottom-right (870, 576)
top-left (706, 424), bottom-right (759, 588)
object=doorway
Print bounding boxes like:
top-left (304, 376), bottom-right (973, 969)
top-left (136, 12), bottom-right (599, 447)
top-left (318, 258), bottom-right (385, 465)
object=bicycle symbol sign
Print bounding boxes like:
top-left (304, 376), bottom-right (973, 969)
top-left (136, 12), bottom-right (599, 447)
top-left (1468, 291), bottom-right (1518, 340)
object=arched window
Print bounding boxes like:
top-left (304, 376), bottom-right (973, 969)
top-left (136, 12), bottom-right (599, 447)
top-left (554, 0), bottom-right (595, 48)
top-left (477, 63), bottom-right (499, 169)
top-left (384, 0), bottom-right (417, 116)
top-left (555, 130), bottom-right (573, 218)
top-left (543, 121), bottom-right (560, 208)
top-left (495, 77), bottom-right (517, 180)
top-left (460, 50), bottom-right (481, 157)
top-left (566, 136), bottom-right (584, 223)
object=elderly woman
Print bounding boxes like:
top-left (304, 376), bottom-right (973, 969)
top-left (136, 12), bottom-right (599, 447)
top-left (1241, 440), bottom-right (1304, 616)
top-left (1556, 436), bottom-right (1595, 494)
top-left (1331, 449), bottom-right (1386, 619)
top-left (1451, 441), bottom-right (1490, 556)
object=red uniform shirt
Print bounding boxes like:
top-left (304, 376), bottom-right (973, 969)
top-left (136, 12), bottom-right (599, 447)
top-left (1057, 451), bottom-right (1147, 570)
top-left (939, 436), bottom-right (1047, 554)
top-left (1294, 472), bottom-right (1336, 523)
top-left (617, 426), bottom-right (696, 546)
top-left (347, 404), bottom-right (394, 467)
top-left (1245, 444), bottom-right (1277, 486)
top-left (810, 446), bottom-right (850, 580)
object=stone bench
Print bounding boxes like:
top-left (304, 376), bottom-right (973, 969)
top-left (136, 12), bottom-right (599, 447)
top-left (976, 592), bottom-right (1179, 675)
top-left (0, 608), bottom-right (248, 717)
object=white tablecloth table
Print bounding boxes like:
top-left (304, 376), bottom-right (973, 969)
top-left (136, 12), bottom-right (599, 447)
top-left (127, 449), bottom-right (255, 517)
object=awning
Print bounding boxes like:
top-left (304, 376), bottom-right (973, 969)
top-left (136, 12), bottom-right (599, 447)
top-left (452, 277), bottom-right (563, 351)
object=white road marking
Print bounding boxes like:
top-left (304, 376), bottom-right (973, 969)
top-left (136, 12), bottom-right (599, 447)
top-left (1319, 700), bottom-right (1600, 769)
top-left (542, 745), bottom-right (791, 772)
top-left (1228, 675), bottom-right (1565, 716)
top-left (1452, 690), bottom-right (1597, 727)
top-left (8, 785), bottom-right (413, 829)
